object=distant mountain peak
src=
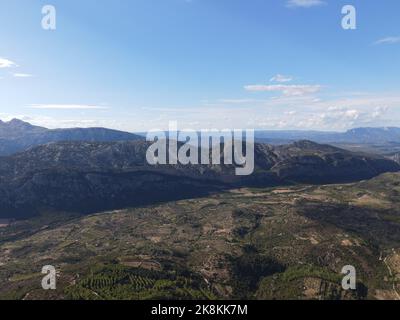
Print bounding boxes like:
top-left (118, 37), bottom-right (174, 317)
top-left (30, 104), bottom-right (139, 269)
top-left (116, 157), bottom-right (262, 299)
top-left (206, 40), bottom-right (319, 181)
top-left (0, 118), bottom-right (47, 141)
top-left (0, 118), bottom-right (38, 128)
top-left (7, 118), bottom-right (36, 127)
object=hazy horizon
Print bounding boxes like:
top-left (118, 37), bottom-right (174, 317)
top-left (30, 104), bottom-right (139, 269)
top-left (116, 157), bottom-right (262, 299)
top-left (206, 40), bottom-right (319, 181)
top-left (2, 116), bottom-right (400, 134)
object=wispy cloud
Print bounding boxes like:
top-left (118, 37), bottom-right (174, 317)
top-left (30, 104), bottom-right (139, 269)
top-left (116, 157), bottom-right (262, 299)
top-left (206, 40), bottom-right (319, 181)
top-left (202, 93), bottom-right (399, 130)
top-left (27, 104), bottom-right (109, 110)
top-left (4, 92), bottom-right (399, 132)
top-left (374, 36), bottom-right (400, 45)
top-left (286, 0), bottom-right (326, 8)
top-left (13, 73), bottom-right (33, 78)
top-left (270, 74), bottom-right (293, 83)
top-left (218, 99), bottom-right (257, 104)
top-left (244, 84), bottom-right (322, 96)
top-left (0, 57), bottom-right (18, 68)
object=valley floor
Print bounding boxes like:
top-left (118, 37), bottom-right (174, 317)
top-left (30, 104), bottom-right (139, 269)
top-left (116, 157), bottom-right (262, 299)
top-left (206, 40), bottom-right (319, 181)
top-left (0, 173), bottom-right (400, 300)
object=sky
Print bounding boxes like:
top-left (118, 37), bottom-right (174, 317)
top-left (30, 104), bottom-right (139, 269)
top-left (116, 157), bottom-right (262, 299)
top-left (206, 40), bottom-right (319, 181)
top-left (0, 0), bottom-right (399, 132)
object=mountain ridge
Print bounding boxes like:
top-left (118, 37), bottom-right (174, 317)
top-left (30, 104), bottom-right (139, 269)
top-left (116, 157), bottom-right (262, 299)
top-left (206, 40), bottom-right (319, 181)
top-left (0, 119), bottom-right (143, 156)
top-left (0, 139), bottom-right (398, 219)
top-left (2, 119), bottom-right (400, 156)
top-left (255, 127), bottom-right (400, 144)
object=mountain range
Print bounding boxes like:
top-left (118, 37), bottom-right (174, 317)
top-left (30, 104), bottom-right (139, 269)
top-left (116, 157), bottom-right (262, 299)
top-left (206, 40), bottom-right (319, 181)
top-left (0, 118), bottom-right (399, 219)
top-left (0, 138), bottom-right (398, 219)
top-left (2, 119), bottom-right (400, 156)
top-left (254, 127), bottom-right (400, 144)
top-left (0, 119), bottom-right (142, 156)
top-left (0, 119), bottom-right (400, 300)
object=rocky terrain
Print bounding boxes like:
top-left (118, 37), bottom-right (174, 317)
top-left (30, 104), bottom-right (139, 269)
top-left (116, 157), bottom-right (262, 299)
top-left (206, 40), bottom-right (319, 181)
top-left (0, 139), bottom-right (398, 219)
top-left (0, 172), bottom-right (399, 300)
top-left (0, 119), bottom-right (399, 300)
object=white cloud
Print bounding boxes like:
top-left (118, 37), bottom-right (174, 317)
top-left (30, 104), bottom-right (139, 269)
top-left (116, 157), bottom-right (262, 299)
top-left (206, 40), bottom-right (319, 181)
top-left (316, 106), bottom-right (387, 129)
top-left (2, 92), bottom-right (399, 132)
top-left (374, 37), bottom-right (400, 45)
top-left (371, 106), bottom-right (389, 118)
top-left (13, 73), bottom-right (33, 78)
top-left (27, 104), bottom-right (109, 110)
top-left (218, 99), bottom-right (257, 104)
top-left (286, 0), bottom-right (326, 8)
top-left (198, 92), bottom-right (400, 131)
top-left (244, 84), bottom-right (322, 96)
top-left (270, 74), bottom-right (293, 83)
top-left (0, 57), bottom-right (18, 68)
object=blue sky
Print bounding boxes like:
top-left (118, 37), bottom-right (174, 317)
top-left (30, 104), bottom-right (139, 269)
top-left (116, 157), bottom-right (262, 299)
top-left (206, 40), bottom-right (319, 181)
top-left (1, 0), bottom-right (399, 131)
